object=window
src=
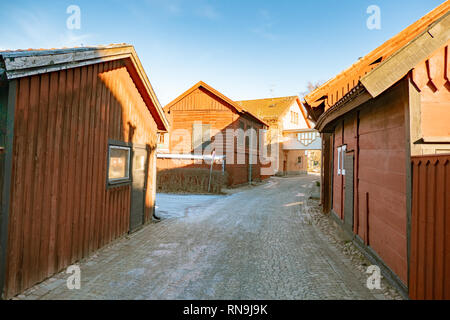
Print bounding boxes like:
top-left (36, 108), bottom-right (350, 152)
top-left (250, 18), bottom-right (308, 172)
top-left (297, 131), bottom-right (318, 146)
top-left (297, 156), bottom-right (302, 164)
top-left (290, 111), bottom-right (299, 125)
top-left (337, 145), bottom-right (347, 176)
top-left (192, 123), bottom-right (211, 152)
top-left (108, 144), bottom-right (131, 184)
top-left (337, 147), bottom-right (341, 175)
top-left (246, 125), bottom-right (252, 148)
top-left (158, 133), bottom-right (165, 144)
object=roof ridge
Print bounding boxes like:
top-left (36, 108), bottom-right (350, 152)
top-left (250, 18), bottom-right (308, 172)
top-left (236, 95), bottom-right (298, 103)
top-left (164, 81), bottom-right (268, 126)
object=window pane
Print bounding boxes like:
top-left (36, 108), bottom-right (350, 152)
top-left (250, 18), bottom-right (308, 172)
top-left (109, 147), bottom-right (130, 180)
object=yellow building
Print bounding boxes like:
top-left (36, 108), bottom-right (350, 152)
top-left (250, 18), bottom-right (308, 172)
top-left (237, 96), bottom-right (321, 176)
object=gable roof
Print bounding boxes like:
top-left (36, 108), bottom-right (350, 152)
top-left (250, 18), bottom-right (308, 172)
top-left (0, 44), bottom-right (170, 131)
top-left (236, 96), bottom-right (312, 128)
top-left (164, 81), bottom-right (268, 126)
top-left (304, 1), bottom-right (450, 123)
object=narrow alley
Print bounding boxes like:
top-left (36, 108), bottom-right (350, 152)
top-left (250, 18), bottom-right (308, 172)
top-left (19, 176), bottom-right (382, 300)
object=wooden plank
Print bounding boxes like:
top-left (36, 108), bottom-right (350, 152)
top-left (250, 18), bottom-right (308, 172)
top-left (70, 67), bottom-right (82, 263)
top-left (425, 161), bottom-right (436, 299)
top-left (88, 63), bottom-right (103, 254)
top-left (55, 69), bottom-right (68, 272)
top-left (83, 63), bottom-right (97, 257)
top-left (101, 62), bottom-right (113, 246)
top-left (61, 68), bottom-right (74, 268)
top-left (434, 160), bottom-right (445, 299)
top-left (47, 71), bottom-right (62, 277)
top-left (22, 75), bottom-right (41, 291)
top-left (36, 72), bottom-right (51, 282)
top-left (409, 160), bottom-right (420, 299)
top-left (95, 62), bottom-right (108, 251)
top-left (76, 65), bottom-right (89, 261)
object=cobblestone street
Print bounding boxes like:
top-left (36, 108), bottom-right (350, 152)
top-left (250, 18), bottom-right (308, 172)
top-left (19, 175), bottom-right (386, 300)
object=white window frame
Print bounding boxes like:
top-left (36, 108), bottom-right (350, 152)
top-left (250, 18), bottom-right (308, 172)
top-left (337, 145), bottom-right (347, 176)
top-left (341, 145), bottom-right (347, 176)
top-left (337, 147), bottom-right (342, 175)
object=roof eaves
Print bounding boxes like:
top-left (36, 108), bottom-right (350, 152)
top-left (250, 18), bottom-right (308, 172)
top-left (315, 84), bottom-right (370, 132)
top-left (0, 44), bottom-right (170, 131)
top-left (361, 10), bottom-right (450, 98)
top-left (304, 1), bottom-right (450, 108)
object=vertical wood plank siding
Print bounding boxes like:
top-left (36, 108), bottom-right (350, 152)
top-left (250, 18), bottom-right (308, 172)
top-left (164, 87), bottom-right (263, 186)
top-left (4, 59), bottom-right (158, 298)
top-left (410, 154), bottom-right (450, 300)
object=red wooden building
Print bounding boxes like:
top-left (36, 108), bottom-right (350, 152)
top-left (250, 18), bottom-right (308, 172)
top-left (157, 81), bottom-right (267, 186)
top-left (303, 3), bottom-right (450, 298)
top-left (0, 44), bottom-right (169, 298)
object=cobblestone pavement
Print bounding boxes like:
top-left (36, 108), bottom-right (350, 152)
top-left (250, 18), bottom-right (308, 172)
top-left (18, 175), bottom-right (386, 300)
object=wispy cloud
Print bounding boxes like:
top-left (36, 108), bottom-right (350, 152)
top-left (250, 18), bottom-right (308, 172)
top-left (258, 9), bottom-right (271, 20)
top-left (167, 3), bottom-right (181, 14)
top-left (196, 5), bottom-right (219, 20)
top-left (59, 31), bottom-right (96, 48)
top-left (251, 8), bottom-right (278, 40)
top-left (3, 7), bottom-right (95, 50)
top-left (144, 0), bottom-right (182, 15)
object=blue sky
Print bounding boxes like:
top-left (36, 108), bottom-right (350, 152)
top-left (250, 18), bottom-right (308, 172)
top-left (0, 0), bottom-right (445, 105)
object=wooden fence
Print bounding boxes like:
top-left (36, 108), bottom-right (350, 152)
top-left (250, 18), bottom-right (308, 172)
top-left (409, 154), bottom-right (450, 299)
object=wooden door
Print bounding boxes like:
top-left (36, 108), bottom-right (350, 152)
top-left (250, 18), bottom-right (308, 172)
top-left (344, 153), bottom-right (354, 233)
top-left (129, 145), bottom-right (148, 232)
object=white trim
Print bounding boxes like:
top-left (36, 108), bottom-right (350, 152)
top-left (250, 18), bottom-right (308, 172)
top-left (337, 147), bottom-right (341, 175)
top-left (341, 145), bottom-right (347, 176)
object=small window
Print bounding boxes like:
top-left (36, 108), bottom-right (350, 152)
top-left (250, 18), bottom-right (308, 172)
top-left (297, 156), bottom-right (302, 164)
top-left (108, 145), bottom-right (131, 184)
top-left (192, 123), bottom-right (211, 152)
top-left (291, 111), bottom-right (299, 125)
top-left (337, 145), bottom-right (347, 176)
top-left (158, 134), bottom-right (165, 144)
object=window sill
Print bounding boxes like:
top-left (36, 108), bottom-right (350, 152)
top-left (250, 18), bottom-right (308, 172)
top-left (107, 179), bottom-right (132, 189)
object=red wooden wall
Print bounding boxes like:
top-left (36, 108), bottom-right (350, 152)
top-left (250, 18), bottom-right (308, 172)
top-left (410, 154), bottom-right (450, 300)
top-left (331, 81), bottom-right (409, 284)
top-left (4, 59), bottom-right (158, 298)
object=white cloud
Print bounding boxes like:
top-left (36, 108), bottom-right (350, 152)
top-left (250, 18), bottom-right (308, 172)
top-left (252, 9), bottom-right (278, 41)
top-left (251, 23), bottom-right (277, 41)
top-left (196, 5), bottom-right (219, 20)
top-left (258, 9), bottom-right (271, 20)
top-left (3, 7), bottom-right (96, 50)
